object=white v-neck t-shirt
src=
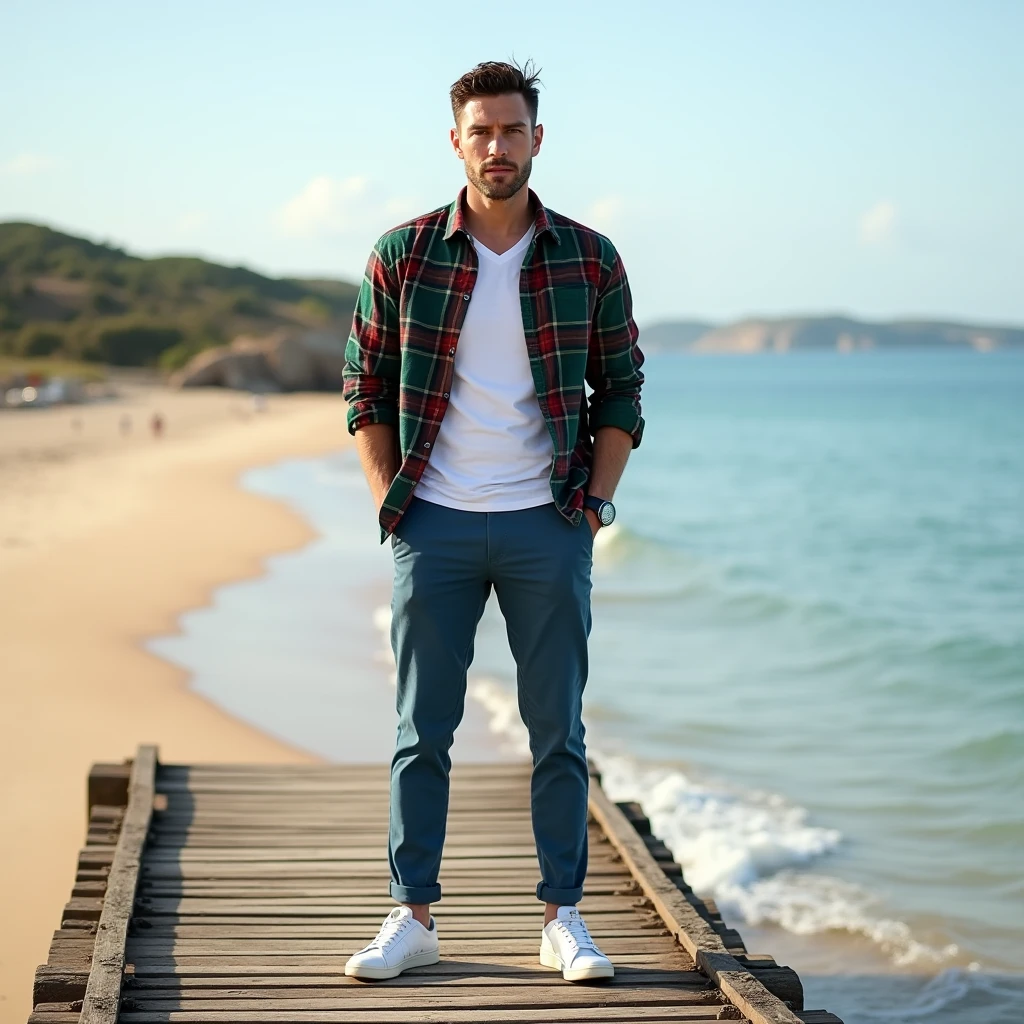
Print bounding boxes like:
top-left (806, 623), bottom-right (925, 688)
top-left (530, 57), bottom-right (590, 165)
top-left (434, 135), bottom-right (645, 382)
top-left (415, 224), bottom-right (555, 512)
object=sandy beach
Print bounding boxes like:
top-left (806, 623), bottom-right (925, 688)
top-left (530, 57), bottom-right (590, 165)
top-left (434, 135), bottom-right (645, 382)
top-left (0, 382), bottom-right (354, 1023)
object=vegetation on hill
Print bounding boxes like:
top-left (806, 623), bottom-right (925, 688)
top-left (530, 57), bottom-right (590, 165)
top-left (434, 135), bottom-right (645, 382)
top-left (0, 222), bottom-right (360, 371)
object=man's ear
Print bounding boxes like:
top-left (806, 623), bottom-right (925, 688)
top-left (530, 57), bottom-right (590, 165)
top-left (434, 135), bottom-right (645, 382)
top-left (450, 126), bottom-right (464, 160)
top-left (532, 122), bottom-right (544, 157)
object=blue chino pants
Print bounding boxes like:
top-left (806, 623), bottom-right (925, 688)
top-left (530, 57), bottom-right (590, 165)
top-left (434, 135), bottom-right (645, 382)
top-left (387, 495), bottom-right (594, 906)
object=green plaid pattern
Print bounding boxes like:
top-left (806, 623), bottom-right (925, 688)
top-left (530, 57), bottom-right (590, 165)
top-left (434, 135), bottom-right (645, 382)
top-left (343, 186), bottom-right (645, 542)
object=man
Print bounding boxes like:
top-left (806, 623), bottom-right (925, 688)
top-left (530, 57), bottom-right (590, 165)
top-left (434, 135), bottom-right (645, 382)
top-left (341, 60), bottom-right (645, 982)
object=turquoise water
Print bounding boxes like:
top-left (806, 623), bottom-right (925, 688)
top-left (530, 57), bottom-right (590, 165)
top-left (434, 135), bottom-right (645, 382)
top-left (151, 351), bottom-right (1024, 1023)
top-left (576, 351), bottom-right (1024, 1020)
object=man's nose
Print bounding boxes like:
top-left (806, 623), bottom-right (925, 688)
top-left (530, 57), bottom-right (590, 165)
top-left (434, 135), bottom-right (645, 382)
top-left (488, 134), bottom-right (509, 157)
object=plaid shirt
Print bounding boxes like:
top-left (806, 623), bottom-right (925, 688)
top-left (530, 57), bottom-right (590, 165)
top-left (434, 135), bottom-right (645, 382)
top-left (343, 186), bottom-right (645, 542)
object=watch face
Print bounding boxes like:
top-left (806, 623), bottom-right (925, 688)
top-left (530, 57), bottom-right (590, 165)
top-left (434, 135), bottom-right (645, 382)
top-left (599, 501), bottom-right (616, 526)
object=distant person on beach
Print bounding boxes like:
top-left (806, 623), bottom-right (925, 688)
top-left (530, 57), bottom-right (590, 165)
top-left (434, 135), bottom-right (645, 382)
top-left (342, 60), bottom-right (645, 982)
top-left (150, 411), bottom-right (164, 438)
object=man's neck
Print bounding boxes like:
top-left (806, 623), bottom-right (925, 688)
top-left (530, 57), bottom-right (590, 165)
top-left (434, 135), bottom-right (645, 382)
top-left (462, 184), bottom-right (535, 255)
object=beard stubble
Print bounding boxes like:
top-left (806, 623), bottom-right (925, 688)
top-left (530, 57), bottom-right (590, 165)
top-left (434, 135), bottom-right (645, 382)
top-left (466, 155), bottom-right (532, 201)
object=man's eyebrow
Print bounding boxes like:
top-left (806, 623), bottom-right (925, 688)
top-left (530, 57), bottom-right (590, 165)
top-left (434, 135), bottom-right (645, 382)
top-left (466, 120), bottom-right (529, 131)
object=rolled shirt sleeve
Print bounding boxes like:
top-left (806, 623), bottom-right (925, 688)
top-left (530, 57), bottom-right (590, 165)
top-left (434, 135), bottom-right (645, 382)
top-left (585, 245), bottom-right (645, 448)
top-left (342, 245), bottom-right (401, 435)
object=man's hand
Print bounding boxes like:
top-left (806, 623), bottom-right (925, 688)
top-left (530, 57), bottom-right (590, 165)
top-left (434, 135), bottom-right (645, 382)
top-left (583, 425), bottom-right (633, 540)
top-left (354, 423), bottom-right (400, 513)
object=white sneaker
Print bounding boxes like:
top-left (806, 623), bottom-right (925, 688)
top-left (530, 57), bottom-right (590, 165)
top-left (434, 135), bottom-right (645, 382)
top-left (344, 905), bottom-right (440, 980)
top-left (540, 905), bottom-right (614, 981)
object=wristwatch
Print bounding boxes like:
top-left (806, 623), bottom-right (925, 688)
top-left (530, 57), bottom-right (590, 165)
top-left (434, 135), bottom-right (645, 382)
top-left (584, 495), bottom-right (616, 527)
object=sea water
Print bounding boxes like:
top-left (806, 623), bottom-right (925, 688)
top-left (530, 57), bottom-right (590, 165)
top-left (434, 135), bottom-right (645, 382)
top-left (150, 350), bottom-right (1024, 1023)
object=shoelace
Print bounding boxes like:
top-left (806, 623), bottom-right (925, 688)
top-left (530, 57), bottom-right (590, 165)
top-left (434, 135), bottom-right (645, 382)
top-left (558, 915), bottom-right (598, 952)
top-left (367, 916), bottom-right (410, 951)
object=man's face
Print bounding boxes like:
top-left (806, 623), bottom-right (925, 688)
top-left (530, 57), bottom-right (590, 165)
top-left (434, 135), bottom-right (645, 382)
top-left (451, 93), bottom-right (543, 201)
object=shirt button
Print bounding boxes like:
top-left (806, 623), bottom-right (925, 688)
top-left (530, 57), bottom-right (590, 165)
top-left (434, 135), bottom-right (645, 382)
top-left (423, 442), bottom-right (431, 449)
top-left (448, 348), bottom-right (455, 355)
top-left (463, 293), bottom-right (470, 301)
top-left (442, 393), bottom-right (449, 399)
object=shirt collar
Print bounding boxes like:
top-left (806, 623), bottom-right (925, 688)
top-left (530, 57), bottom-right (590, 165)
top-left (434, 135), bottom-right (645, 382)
top-left (443, 185), bottom-right (560, 245)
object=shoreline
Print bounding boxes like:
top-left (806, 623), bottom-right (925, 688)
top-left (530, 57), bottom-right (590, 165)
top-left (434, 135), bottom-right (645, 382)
top-left (0, 385), bottom-right (354, 1023)
top-left (145, 449), bottom-right (523, 765)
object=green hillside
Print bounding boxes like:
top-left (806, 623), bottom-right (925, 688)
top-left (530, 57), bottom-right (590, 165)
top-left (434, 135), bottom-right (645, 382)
top-left (0, 222), bottom-right (360, 370)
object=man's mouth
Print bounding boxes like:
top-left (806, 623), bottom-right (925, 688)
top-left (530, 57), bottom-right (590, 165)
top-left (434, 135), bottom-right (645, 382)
top-left (484, 165), bottom-right (515, 174)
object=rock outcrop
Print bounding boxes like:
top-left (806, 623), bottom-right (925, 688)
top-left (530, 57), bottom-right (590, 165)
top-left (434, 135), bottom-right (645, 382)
top-left (171, 330), bottom-right (349, 391)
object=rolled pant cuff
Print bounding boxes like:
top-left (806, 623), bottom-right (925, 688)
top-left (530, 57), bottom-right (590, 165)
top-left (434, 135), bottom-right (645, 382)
top-left (536, 881), bottom-right (583, 905)
top-left (391, 882), bottom-right (442, 904)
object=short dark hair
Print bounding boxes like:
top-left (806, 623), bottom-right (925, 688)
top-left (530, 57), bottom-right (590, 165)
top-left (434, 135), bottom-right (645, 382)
top-left (450, 59), bottom-right (542, 127)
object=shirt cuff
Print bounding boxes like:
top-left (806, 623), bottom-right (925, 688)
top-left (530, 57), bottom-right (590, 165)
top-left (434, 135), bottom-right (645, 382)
top-left (591, 397), bottom-right (644, 448)
top-left (346, 401), bottom-right (399, 436)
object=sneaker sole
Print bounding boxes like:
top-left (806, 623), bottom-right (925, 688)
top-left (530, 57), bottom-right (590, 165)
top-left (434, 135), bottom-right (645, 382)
top-left (539, 946), bottom-right (614, 981)
top-left (344, 948), bottom-right (440, 980)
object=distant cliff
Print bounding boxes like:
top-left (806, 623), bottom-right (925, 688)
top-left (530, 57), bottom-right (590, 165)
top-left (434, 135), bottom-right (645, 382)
top-left (642, 316), bottom-right (1024, 353)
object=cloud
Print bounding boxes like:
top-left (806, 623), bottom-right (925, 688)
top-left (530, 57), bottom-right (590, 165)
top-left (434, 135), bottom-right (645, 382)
top-left (274, 175), bottom-right (416, 239)
top-left (858, 201), bottom-right (897, 245)
top-left (1, 152), bottom-right (53, 175)
top-left (585, 195), bottom-right (625, 232)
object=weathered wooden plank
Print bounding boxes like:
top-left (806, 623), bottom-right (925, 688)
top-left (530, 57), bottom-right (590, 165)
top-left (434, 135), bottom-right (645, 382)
top-left (78, 848), bottom-right (117, 867)
top-left (62, 898), bottom-right (104, 922)
top-left (128, 915), bottom-right (663, 935)
top-left (115, 1010), bottom-right (742, 1023)
top-left (153, 780), bottom-right (533, 793)
top-left (159, 770), bottom-right (528, 782)
top-left (126, 936), bottom-right (683, 955)
top-left (140, 845), bottom-right (544, 860)
top-left (73, 881), bottom-right (109, 898)
top-left (138, 862), bottom-right (632, 879)
top-left (139, 859), bottom-right (557, 875)
top-left (28, 1011), bottom-right (83, 1024)
top-left (123, 988), bottom-right (721, 1010)
top-left (150, 809), bottom-right (552, 821)
top-left (132, 896), bottom-right (640, 915)
top-left (146, 830), bottom-right (555, 841)
top-left (129, 917), bottom-right (664, 935)
top-left (153, 802), bottom-right (535, 812)
top-left (588, 788), bottom-right (805, 1024)
top-left (79, 744), bottom-right (157, 1024)
top-left (87, 763), bottom-right (132, 818)
top-left (124, 953), bottom-right (697, 972)
top-left (33, 966), bottom-right (91, 1004)
top-left (144, 836), bottom-right (558, 847)
top-left (126, 968), bottom-right (706, 987)
top-left (158, 763), bottom-right (528, 776)
top-left (697, 953), bottom-right (803, 1024)
top-left (125, 925), bottom-right (663, 937)
top-left (128, 922), bottom-right (663, 937)
top-left (135, 881), bottom-right (635, 897)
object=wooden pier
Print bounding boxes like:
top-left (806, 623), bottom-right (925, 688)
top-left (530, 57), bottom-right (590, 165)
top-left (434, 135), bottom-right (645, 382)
top-left (30, 746), bottom-right (842, 1024)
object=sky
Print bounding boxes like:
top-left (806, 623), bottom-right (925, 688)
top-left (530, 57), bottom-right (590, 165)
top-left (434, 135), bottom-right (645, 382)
top-left (2, 0), bottom-right (1022, 327)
